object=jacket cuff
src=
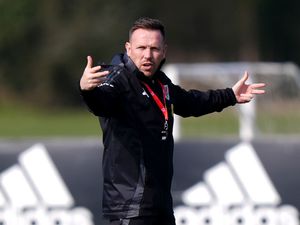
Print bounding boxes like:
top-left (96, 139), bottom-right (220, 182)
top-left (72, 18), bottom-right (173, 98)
top-left (228, 88), bottom-right (238, 105)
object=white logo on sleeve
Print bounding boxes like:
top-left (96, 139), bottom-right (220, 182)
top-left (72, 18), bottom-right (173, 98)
top-left (174, 142), bottom-right (299, 225)
top-left (142, 89), bottom-right (150, 98)
top-left (0, 143), bottom-right (94, 225)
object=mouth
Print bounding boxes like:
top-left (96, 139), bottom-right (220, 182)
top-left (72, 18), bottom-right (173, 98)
top-left (142, 62), bottom-right (154, 70)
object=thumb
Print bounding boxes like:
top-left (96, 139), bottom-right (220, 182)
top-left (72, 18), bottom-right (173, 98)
top-left (232, 70), bottom-right (249, 93)
top-left (86, 55), bottom-right (93, 69)
top-left (241, 71), bottom-right (249, 83)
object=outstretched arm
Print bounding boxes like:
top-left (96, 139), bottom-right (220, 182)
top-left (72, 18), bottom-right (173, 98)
top-left (232, 71), bottom-right (266, 104)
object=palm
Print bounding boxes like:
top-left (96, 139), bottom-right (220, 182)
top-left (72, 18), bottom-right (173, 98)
top-left (232, 71), bottom-right (266, 104)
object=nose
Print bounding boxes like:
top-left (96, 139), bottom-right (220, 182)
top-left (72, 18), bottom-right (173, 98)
top-left (143, 48), bottom-right (152, 59)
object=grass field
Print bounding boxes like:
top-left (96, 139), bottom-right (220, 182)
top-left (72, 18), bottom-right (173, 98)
top-left (0, 102), bottom-right (299, 138)
top-left (0, 103), bottom-right (100, 137)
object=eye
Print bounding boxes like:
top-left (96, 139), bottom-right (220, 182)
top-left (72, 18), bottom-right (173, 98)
top-left (151, 47), bottom-right (161, 52)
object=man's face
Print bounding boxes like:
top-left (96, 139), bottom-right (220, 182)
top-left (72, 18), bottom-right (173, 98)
top-left (125, 28), bottom-right (167, 77)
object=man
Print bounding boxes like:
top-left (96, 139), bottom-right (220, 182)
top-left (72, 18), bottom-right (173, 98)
top-left (79, 17), bottom-right (265, 225)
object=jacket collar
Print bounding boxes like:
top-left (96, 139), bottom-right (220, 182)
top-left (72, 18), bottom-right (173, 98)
top-left (111, 53), bottom-right (166, 83)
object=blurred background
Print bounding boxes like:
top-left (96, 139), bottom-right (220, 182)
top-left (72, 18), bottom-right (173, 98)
top-left (0, 0), bottom-right (300, 224)
top-left (0, 0), bottom-right (299, 138)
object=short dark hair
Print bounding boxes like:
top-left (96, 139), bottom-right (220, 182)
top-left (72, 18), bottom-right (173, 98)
top-left (129, 17), bottom-right (165, 41)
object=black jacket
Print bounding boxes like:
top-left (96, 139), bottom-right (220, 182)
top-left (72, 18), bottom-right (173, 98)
top-left (80, 53), bottom-right (237, 219)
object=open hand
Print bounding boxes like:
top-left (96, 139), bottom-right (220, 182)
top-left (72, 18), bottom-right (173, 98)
top-left (232, 71), bottom-right (266, 103)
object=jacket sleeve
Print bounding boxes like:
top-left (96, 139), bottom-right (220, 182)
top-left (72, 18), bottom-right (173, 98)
top-left (170, 83), bottom-right (237, 118)
top-left (79, 67), bottom-right (126, 117)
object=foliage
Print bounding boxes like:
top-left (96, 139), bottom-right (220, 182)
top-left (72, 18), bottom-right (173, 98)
top-left (0, 0), bottom-right (300, 106)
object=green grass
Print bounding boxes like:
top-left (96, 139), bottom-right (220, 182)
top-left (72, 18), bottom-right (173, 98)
top-left (0, 103), bottom-right (101, 137)
top-left (257, 105), bottom-right (300, 134)
top-left (180, 109), bottom-right (239, 138)
top-left (0, 102), bottom-right (299, 138)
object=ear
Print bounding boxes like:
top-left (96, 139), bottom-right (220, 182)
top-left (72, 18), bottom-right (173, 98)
top-left (125, 42), bottom-right (131, 55)
top-left (163, 44), bottom-right (168, 58)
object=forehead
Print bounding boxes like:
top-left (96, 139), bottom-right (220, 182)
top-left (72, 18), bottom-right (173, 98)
top-left (130, 28), bottom-right (164, 45)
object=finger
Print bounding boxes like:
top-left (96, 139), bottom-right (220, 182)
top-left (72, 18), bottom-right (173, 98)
top-left (87, 72), bottom-right (109, 85)
top-left (241, 71), bottom-right (249, 83)
top-left (251, 89), bottom-right (265, 94)
top-left (240, 93), bottom-right (253, 102)
top-left (240, 93), bottom-right (253, 98)
top-left (90, 65), bottom-right (101, 73)
top-left (249, 83), bottom-right (266, 94)
top-left (86, 55), bottom-right (93, 69)
top-left (235, 71), bottom-right (249, 88)
top-left (87, 76), bottom-right (103, 85)
top-left (90, 70), bottom-right (109, 78)
top-left (88, 79), bottom-right (102, 85)
top-left (250, 83), bottom-right (266, 89)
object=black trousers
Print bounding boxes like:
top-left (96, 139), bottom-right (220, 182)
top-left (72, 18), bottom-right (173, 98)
top-left (109, 215), bottom-right (176, 225)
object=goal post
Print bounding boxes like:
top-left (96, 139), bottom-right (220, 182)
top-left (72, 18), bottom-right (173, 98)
top-left (163, 62), bottom-right (300, 142)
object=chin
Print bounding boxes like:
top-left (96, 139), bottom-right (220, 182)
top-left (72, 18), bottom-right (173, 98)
top-left (142, 71), bottom-right (154, 77)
